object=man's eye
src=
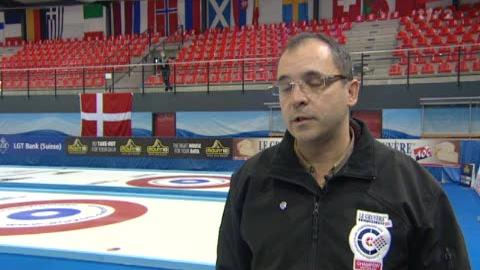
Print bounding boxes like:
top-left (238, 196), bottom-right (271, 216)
top-left (279, 82), bottom-right (292, 91)
top-left (305, 79), bottom-right (323, 87)
top-left (303, 75), bottom-right (324, 86)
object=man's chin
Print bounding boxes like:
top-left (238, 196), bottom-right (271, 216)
top-left (290, 130), bottom-right (322, 143)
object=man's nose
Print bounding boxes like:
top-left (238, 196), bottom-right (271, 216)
top-left (290, 82), bottom-right (309, 103)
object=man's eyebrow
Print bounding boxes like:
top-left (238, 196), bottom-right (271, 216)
top-left (302, 71), bottom-right (324, 77)
top-left (277, 71), bottom-right (327, 81)
top-left (277, 75), bottom-right (290, 81)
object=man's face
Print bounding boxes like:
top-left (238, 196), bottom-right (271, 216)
top-left (277, 39), bottom-right (359, 144)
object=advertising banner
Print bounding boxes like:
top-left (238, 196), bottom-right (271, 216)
top-left (378, 139), bottom-right (461, 167)
top-left (0, 135), bottom-right (64, 156)
top-left (474, 167), bottom-right (480, 197)
top-left (232, 138), bottom-right (282, 160)
top-left (459, 164), bottom-right (475, 187)
top-left (65, 137), bottom-right (233, 160)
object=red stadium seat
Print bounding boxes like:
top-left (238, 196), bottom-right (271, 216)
top-left (472, 60), bottom-right (480, 71)
top-left (366, 13), bottom-right (376, 22)
top-left (389, 64), bottom-right (403, 76)
top-left (405, 63), bottom-right (418, 75)
top-left (461, 32), bottom-right (475, 43)
top-left (438, 46), bottom-right (452, 55)
top-left (399, 56), bottom-right (409, 65)
top-left (430, 35), bottom-right (444, 46)
top-left (431, 53), bottom-right (444, 63)
top-left (469, 24), bottom-right (480, 33)
top-left (446, 52), bottom-right (459, 62)
top-left (399, 16), bottom-right (410, 25)
top-left (422, 47), bottom-right (436, 55)
top-left (421, 63), bottom-right (435, 74)
top-left (461, 17), bottom-right (473, 26)
top-left (456, 61), bottom-right (470, 73)
top-left (393, 47), bottom-right (407, 57)
top-left (463, 52), bottom-right (477, 62)
top-left (439, 26), bottom-right (451, 36)
top-left (454, 25), bottom-right (466, 35)
top-left (410, 28), bottom-right (423, 39)
top-left (431, 19), bottom-right (443, 28)
top-left (447, 19), bottom-right (458, 28)
top-left (418, 21), bottom-right (429, 30)
top-left (446, 34), bottom-right (459, 44)
top-left (355, 15), bottom-right (364, 22)
top-left (438, 61), bottom-right (452, 73)
top-left (416, 35), bottom-right (429, 47)
top-left (414, 54), bottom-right (426, 64)
top-left (396, 30), bottom-right (409, 40)
top-left (378, 12), bottom-right (388, 21)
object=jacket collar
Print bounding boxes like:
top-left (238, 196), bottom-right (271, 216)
top-left (267, 118), bottom-right (377, 190)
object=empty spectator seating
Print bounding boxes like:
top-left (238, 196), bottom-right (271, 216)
top-left (147, 20), bottom-right (349, 86)
top-left (0, 34), bottom-right (149, 90)
top-left (391, 5), bottom-right (480, 77)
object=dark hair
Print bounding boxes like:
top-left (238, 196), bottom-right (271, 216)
top-left (280, 32), bottom-right (353, 80)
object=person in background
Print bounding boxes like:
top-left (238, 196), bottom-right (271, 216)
top-left (159, 50), bottom-right (172, 91)
top-left (216, 32), bottom-right (471, 270)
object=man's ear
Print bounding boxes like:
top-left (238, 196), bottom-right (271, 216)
top-left (346, 79), bottom-right (360, 107)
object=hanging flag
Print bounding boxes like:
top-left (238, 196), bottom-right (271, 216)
top-left (178, 0), bottom-right (185, 28)
top-left (252, 0), bottom-right (259, 25)
top-left (111, 0), bottom-right (148, 36)
top-left (83, 3), bottom-right (106, 40)
top-left (84, 3), bottom-right (103, 18)
top-left (395, 0), bottom-right (426, 16)
top-left (0, 12), bottom-right (5, 44)
top-left (178, 0), bottom-right (205, 33)
top-left (62, 5), bottom-right (83, 39)
top-left (80, 93), bottom-right (133, 137)
top-left (395, 0), bottom-right (417, 16)
top-left (132, 0), bottom-right (148, 34)
top-left (257, 1), bottom-right (283, 24)
top-left (363, 0), bottom-right (373, 14)
top-left (208, 0), bottom-right (231, 28)
top-left (26, 8), bottom-right (41, 41)
top-left (363, 0), bottom-right (391, 15)
top-left (125, 1), bottom-right (133, 34)
top-left (111, 1), bottom-right (124, 36)
top-left (154, 0), bottom-right (178, 36)
top-left (4, 9), bottom-right (25, 44)
top-left (282, 0), bottom-right (309, 23)
top-left (40, 6), bottom-right (64, 40)
top-left (334, 0), bottom-right (361, 20)
top-left (148, 0), bottom-right (155, 33)
top-left (232, 0), bottom-right (248, 26)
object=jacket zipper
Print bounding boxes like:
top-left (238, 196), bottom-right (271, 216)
top-left (444, 247), bottom-right (454, 270)
top-left (311, 197), bottom-right (320, 270)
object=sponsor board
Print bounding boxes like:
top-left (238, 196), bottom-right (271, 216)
top-left (65, 137), bottom-right (232, 159)
top-left (460, 164), bottom-right (475, 187)
top-left (232, 138), bottom-right (282, 160)
top-left (474, 167), bottom-right (480, 197)
top-left (378, 139), bottom-right (461, 166)
top-left (0, 136), bottom-right (63, 155)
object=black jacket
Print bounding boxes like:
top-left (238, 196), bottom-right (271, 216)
top-left (216, 119), bottom-right (470, 270)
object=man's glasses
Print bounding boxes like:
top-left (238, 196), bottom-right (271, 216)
top-left (272, 74), bottom-right (348, 96)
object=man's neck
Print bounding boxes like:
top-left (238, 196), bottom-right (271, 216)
top-left (295, 124), bottom-right (352, 180)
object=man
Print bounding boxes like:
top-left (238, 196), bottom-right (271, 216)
top-left (216, 32), bottom-right (470, 270)
top-left (159, 51), bottom-right (172, 91)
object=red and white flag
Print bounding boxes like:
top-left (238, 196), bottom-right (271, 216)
top-left (334, 0), bottom-right (361, 20)
top-left (148, 0), bottom-right (178, 36)
top-left (80, 93), bottom-right (133, 137)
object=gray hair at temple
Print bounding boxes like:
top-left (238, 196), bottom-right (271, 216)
top-left (280, 32), bottom-right (354, 81)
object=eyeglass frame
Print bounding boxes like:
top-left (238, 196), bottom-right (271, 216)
top-left (271, 74), bottom-right (350, 96)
